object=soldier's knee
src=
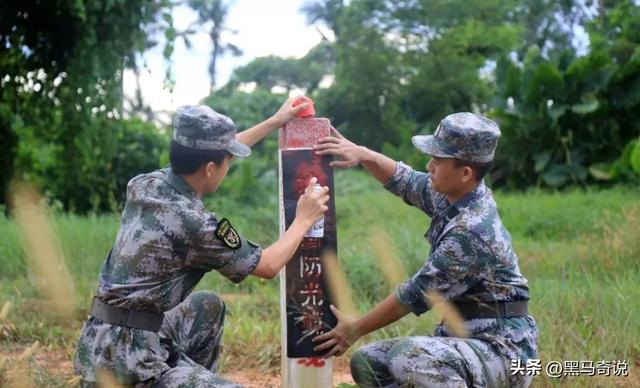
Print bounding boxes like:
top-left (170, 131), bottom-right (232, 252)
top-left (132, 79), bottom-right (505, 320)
top-left (156, 366), bottom-right (241, 387)
top-left (188, 291), bottom-right (225, 317)
top-left (349, 349), bottom-right (367, 382)
top-left (387, 339), bottom-right (434, 382)
top-left (350, 348), bottom-right (371, 382)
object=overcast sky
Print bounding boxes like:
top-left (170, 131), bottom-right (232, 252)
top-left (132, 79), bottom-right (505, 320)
top-left (123, 0), bottom-right (332, 119)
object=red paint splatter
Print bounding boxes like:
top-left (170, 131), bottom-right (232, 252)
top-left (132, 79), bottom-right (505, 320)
top-left (280, 118), bottom-right (331, 149)
top-left (293, 155), bottom-right (328, 197)
top-left (297, 357), bottom-right (326, 367)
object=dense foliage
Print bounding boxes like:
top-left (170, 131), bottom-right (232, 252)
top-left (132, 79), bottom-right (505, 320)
top-left (1, 0), bottom-right (639, 212)
top-left (1, 0), bottom-right (173, 211)
top-left (214, 0), bottom-right (640, 189)
top-left (491, 0), bottom-right (640, 187)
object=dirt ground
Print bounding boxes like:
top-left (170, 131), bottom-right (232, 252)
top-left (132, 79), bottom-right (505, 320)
top-left (0, 344), bottom-right (356, 387)
top-left (5, 343), bottom-right (638, 387)
top-left (223, 358), bottom-right (354, 387)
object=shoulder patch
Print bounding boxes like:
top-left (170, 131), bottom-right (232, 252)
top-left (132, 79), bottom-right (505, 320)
top-left (215, 218), bottom-right (242, 249)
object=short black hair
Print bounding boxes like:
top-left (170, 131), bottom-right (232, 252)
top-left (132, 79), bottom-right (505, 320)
top-left (169, 140), bottom-right (231, 175)
top-left (454, 158), bottom-right (493, 182)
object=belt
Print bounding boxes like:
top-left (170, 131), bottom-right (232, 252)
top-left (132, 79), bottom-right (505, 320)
top-left (454, 301), bottom-right (528, 320)
top-left (90, 297), bottom-right (164, 332)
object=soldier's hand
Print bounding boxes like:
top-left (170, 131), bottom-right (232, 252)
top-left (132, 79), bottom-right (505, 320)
top-left (271, 96), bottom-right (310, 128)
top-left (295, 177), bottom-right (330, 226)
top-left (314, 130), bottom-right (364, 168)
top-left (312, 305), bottom-right (360, 358)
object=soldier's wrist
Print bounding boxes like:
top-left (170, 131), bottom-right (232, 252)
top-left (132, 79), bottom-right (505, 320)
top-left (292, 217), bottom-right (314, 232)
top-left (352, 318), bottom-right (367, 338)
top-left (267, 115), bottom-right (284, 130)
top-left (358, 146), bottom-right (374, 164)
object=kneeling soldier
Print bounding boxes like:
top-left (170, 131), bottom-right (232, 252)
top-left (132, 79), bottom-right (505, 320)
top-left (74, 97), bottom-right (329, 387)
top-left (313, 112), bottom-right (537, 387)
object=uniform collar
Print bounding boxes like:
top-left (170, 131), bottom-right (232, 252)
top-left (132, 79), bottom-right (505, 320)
top-left (451, 181), bottom-right (487, 209)
top-left (161, 167), bottom-right (199, 199)
top-left (441, 181), bottom-right (487, 219)
top-left (426, 181), bottom-right (487, 246)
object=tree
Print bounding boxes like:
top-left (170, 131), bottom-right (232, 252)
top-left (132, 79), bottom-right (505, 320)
top-left (0, 0), bottom-right (173, 211)
top-left (301, 0), bottom-right (640, 188)
top-left (491, 0), bottom-right (640, 187)
top-left (514, 0), bottom-right (595, 60)
top-left (302, 0), bottom-right (346, 38)
top-left (226, 41), bottom-right (334, 94)
top-left (188, 0), bottom-right (242, 90)
top-left (308, 0), bottom-right (520, 157)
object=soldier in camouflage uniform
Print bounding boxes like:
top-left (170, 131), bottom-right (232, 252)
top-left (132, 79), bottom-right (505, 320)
top-left (74, 97), bottom-right (330, 387)
top-left (313, 112), bottom-right (537, 387)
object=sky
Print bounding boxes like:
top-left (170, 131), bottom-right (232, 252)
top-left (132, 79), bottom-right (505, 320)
top-left (123, 0), bottom-right (332, 121)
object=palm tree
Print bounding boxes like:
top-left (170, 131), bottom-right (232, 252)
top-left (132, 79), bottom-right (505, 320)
top-left (301, 0), bottom-right (344, 39)
top-left (188, 0), bottom-right (242, 91)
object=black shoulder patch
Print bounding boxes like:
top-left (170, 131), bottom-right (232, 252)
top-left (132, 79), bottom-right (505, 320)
top-left (215, 218), bottom-right (242, 249)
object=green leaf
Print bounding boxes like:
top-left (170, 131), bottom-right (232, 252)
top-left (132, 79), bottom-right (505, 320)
top-left (533, 151), bottom-right (551, 173)
top-left (548, 104), bottom-right (568, 121)
top-left (620, 140), bottom-right (636, 165)
top-left (525, 62), bottom-right (564, 104)
top-left (542, 164), bottom-right (570, 186)
top-left (571, 94), bottom-right (600, 114)
top-left (570, 164), bottom-right (589, 182)
top-left (589, 163), bottom-right (613, 181)
top-left (630, 139), bottom-right (640, 174)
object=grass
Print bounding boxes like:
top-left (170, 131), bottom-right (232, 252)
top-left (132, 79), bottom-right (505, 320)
top-left (1, 169), bottom-right (639, 387)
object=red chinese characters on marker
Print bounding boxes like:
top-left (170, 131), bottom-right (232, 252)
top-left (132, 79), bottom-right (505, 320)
top-left (298, 241), bottom-right (326, 338)
top-left (301, 281), bottom-right (324, 307)
top-left (300, 255), bottom-right (322, 278)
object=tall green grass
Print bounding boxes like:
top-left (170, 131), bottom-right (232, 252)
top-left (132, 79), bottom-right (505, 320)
top-left (1, 170), bottom-right (638, 386)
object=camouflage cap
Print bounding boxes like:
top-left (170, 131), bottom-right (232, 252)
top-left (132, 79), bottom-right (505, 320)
top-left (412, 112), bottom-right (500, 163)
top-left (173, 105), bottom-right (251, 158)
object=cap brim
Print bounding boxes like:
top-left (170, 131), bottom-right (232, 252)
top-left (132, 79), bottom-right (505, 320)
top-left (411, 135), bottom-right (454, 158)
top-left (226, 140), bottom-right (251, 158)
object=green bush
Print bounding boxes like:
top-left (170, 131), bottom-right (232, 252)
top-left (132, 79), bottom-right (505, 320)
top-left (491, 1), bottom-right (640, 188)
top-left (12, 117), bottom-right (167, 213)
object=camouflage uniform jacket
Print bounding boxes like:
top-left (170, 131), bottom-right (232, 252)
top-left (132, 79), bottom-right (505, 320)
top-left (74, 167), bottom-right (262, 383)
top-left (384, 162), bottom-right (537, 363)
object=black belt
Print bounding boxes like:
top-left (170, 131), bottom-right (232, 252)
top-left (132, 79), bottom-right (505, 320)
top-left (90, 297), bottom-right (164, 332)
top-left (454, 301), bottom-right (528, 320)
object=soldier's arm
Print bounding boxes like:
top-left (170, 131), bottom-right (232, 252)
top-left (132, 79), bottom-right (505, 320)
top-left (359, 147), bottom-right (400, 184)
top-left (251, 218), bottom-right (313, 279)
top-left (315, 134), bottom-right (437, 216)
top-left (185, 179), bottom-right (327, 282)
top-left (252, 178), bottom-right (330, 279)
top-left (381, 161), bottom-right (438, 216)
top-left (353, 293), bottom-right (410, 337)
top-left (396, 228), bottom-right (488, 315)
top-left (312, 294), bottom-right (410, 357)
top-left (314, 131), bottom-right (397, 184)
top-left (235, 96), bottom-right (309, 148)
top-left (312, 230), bottom-right (486, 354)
top-left (311, 230), bottom-right (487, 357)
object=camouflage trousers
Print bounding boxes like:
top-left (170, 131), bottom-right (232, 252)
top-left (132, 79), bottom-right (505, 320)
top-left (79, 291), bottom-right (242, 387)
top-left (350, 336), bottom-right (526, 388)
